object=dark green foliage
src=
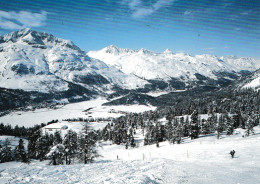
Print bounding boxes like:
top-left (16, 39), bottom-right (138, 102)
top-left (63, 130), bottom-right (78, 164)
top-left (190, 110), bottom-right (199, 140)
top-left (28, 129), bottom-right (41, 159)
top-left (0, 138), bottom-right (13, 163)
top-left (78, 124), bottom-right (99, 164)
top-left (53, 131), bottom-right (62, 145)
top-left (14, 139), bottom-right (28, 163)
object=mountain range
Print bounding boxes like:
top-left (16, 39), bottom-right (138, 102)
top-left (0, 29), bottom-right (259, 111)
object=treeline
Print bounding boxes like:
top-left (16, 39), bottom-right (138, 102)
top-left (63, 117), bottom-right (113, 122)
top-left (0, 124), bottom-right (98, 165)
top-left (97, 110), bottom-right (259, 148)
top-left (155, 88), bottom-right (260, 115)
top-left (97, 88), bottom-right (260, 147)
top-left (0, 120), bottom-right (58, 137)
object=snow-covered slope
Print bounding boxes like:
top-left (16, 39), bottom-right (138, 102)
top-left (0, 29), bottom-right (146, 93)
top-left (88, 45), bottom-right (260, 83)
top-left (1, 126), bottom-right (260, 184)
top-left (241, 69), bottom-right (260, 90)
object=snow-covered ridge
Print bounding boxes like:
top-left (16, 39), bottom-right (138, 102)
top-left (88, 45), bottom-right (260, 81)
top-left (0, 29), bottom-right (147, 93)
top-left (242, 69), bottom-right (260, 90)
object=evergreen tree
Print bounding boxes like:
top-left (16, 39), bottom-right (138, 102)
top-left (245, 114), bottom-right (255, 136)
top-left (182, 117), bottom-right (190, 137)
top-left (190, 110), bottom-right (199, 140)
top-left (28, 129), bottom-right (41, 159)
top-left (78, 124), bottom-right (98, 164)
top-left (144, 121), bottom-right (155, 145)
top-left (63, 130), bottom-right (78, 164)
top-left (200, 119), bottom-right (211, 135)
top-left (53, 131), bottom-right (63, 145)
top-left (0, 138), bottom-right (13, 163)
top-left (165, 120), bottom-right (174, 142)
top-left (216, 114), bottom-right (225, 139)
top-left (35, 134), bottom-right (52, 161)
top-left (174, 123), bottom-right (183, 144)
top-left (46, 144), bottom-right (65, 165)
top-left (225, 115), bottom-right (234, 136)
top-left (14, 139), bottom-right (28, 163)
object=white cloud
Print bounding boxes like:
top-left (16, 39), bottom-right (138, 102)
top-left (0, 10), bottom-right (47, 30)
top-left (124, 0), bottom-right (175, 18)
top-left (153, 0), bottom-right (173, 10)
top-left (184, 11), bottom-right (192, 16)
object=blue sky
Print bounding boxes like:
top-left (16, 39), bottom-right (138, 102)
top-left (0, 0), bottom-right (259, 57)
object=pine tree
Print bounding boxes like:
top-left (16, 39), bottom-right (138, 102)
top-left (190, 110), bottom-right (199, 140)
top-left (201, 119), bottom-right (211, 135)
top-left (165, 120), bottom-right (174, 143)
top-left (54, 131), bottom-right (63, 145)
top-left (182, 117), bottom-right (190, 137)
top-left (35, 134), bottom-right (52, 161)
top-left (28, 129), bottom-right (41, 159)
top-left (46, 144), bottom-right (65, 165)
top-left (78, 124), bottom-right (98, 164)
top-left (225, 115), bottom-right (234, 136)
top-left (155, 121), bottom-right (162, 146)
top-left (0, 138), bottom-right (13, 163)
top-left (174, 123), bottom-right (183, 144)
top-left (144, 121), bottom-right (154, 145)
top-left (14, 139), bottom-right (27, 163)
top-left (63, 130), bottom-right (78, 164)
top-left (245, 114), bottom-right (255, 136)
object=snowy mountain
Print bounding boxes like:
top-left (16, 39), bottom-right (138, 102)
top-left (88, 45), bottom-right (260, 90)
top-left (0, 29), bottom-right (146, 94)
top-left (236, 69), bottom-right (260, 90)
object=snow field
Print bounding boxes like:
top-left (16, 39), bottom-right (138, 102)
top-left (0, 98), bottom-right (156, 127)
top-left (1, 127), bottom-right (260, 183)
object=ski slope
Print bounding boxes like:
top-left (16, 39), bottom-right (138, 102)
top-left (1, 127), bottom-right (260, 184)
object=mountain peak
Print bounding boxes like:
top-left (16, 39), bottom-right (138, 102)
top-left (1, 28), bottom-right (81, 51)
top-left (163, 49), bottom-right (173, 54)
top-left (103, 45), bottom-right (120, 54)
top-left (17, 28), bottom-right (32, 35)
top-left (138, 48), bottom-right (153, 55)
top-left (102, 45), bottom-right (135, 55)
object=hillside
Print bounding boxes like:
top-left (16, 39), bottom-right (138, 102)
top-left (1, 126), bottom-right (260, 184)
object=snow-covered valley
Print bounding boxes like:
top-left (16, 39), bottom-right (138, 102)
top-left (0, 98), bottom-right (156, 127)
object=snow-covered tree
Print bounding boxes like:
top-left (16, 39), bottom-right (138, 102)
top-left (53, 131), bottom-right (62, 145)
top-left (216, 114), bottom-right (225, 139)
top-left (245, 114), bottom-right (255, 136)
top-left (35, 134), bottom-right (52, 161)
top-left (200, 119), bottom-right (211, 135)
top-left (46, 144), bottom-right (65, 165)
top-left (165, 120), bottom-right (174, 142)
top-left (225, 115), bottom-right (234, 136)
